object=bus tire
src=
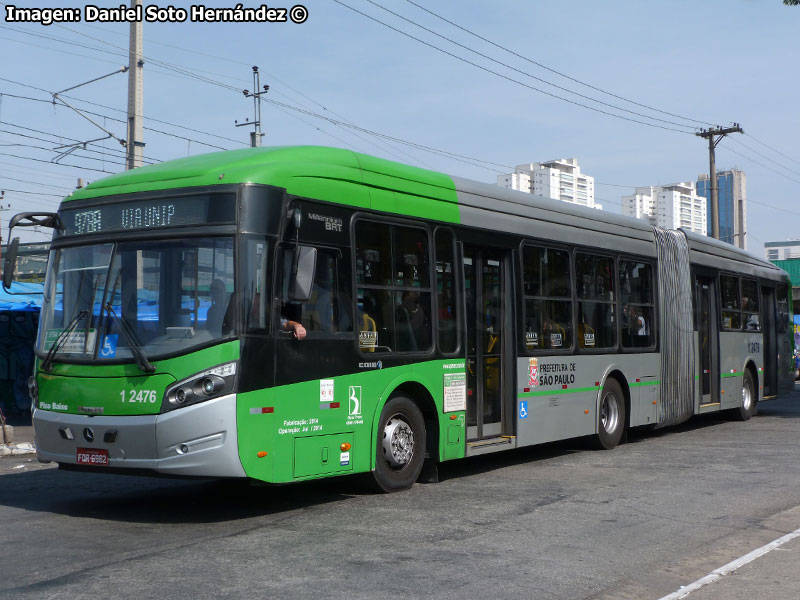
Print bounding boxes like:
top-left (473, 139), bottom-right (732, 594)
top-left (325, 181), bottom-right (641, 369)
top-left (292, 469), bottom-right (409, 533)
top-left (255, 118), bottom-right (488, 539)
top-left (733, 370), bottom-right (757, 421)
top-left (372, 395), bottom-right (426, 493)
top-left (594, 378), bottom-right (626, 450)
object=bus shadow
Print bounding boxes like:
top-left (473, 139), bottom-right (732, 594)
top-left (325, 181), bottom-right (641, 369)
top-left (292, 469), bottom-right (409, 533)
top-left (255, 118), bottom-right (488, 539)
top-left (435, 411), bottom-right (753, 482)
top-left (0, 467), bottom-right (371, 524)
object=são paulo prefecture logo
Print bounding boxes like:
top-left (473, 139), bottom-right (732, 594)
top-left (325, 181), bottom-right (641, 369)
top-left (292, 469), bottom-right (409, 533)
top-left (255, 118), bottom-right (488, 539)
top-left (529, 357), bottom-right (539, 387)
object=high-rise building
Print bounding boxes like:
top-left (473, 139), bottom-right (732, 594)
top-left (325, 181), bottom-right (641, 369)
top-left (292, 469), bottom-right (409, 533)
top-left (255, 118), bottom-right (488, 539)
top-left (697, 169), bottom-right (746, 249)
top-left (497, 158), bottom-right (601, 209)
top-left (622, 182), bottom-right (707, 235)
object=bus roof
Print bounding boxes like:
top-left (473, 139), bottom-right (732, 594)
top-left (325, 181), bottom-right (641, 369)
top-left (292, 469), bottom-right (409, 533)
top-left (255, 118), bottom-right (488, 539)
top-left (63, 145), bottom-right (787, 280)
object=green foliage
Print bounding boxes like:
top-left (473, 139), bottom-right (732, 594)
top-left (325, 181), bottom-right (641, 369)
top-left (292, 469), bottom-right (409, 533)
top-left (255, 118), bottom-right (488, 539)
top-left (785, 0), bottom-right (800, 5)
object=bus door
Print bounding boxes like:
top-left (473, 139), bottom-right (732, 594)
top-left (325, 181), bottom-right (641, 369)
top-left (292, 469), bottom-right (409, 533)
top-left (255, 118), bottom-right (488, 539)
top-left (696, 274), bottom-right (720, 405)
top-left (761, 286), bottom-right (778, 397)
top-left (463, 245), bottom-right (512, 440)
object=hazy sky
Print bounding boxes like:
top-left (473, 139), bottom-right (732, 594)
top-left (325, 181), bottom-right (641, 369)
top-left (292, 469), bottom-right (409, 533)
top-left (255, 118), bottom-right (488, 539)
top-left (1, 0), bottom-right (798, 250)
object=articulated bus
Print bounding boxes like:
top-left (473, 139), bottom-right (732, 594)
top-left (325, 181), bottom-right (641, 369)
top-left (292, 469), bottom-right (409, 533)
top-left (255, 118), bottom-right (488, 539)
top-left (3, 146), bottom-right (793, 491)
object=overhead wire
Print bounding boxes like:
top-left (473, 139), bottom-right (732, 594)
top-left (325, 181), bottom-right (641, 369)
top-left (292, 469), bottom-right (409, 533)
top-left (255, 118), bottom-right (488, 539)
top-left (364, 0), bottom-right (698, 130)
top-left (332, 0), bottom-right (696, 134)
top-left (401, 0), bottom-right (713, 127)
top-left (46, 19), bottom-right (435, 167)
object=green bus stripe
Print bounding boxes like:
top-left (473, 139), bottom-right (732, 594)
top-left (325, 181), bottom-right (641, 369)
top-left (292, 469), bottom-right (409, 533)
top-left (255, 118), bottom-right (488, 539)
top-left (721, 372), bottom-right (744, 378)
top-left (630, 380), bottom-right (661, 387)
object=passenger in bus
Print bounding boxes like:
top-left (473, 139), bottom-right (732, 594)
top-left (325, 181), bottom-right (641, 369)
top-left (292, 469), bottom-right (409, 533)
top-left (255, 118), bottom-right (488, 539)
top-left (398, 291), bottom-right (429, 350)
top-left (281, 317), bottom-right (307, 340)
top-left (637, 315), bottom-right (648, 336)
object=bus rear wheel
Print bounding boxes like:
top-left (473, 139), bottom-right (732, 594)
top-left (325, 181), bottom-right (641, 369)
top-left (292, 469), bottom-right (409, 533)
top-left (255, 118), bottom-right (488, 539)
top-left (593, 379), bottom-right (626, 450)
top-left (372, 395), bottom-right (426, 493)
top-left (732, 370), bottom-right (757, 421)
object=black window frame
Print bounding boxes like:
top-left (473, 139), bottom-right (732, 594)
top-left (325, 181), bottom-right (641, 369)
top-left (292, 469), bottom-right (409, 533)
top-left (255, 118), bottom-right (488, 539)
top-left (519, 240), bottom-right (575, 355)
top-left (433, 225), bottom-right (462, 357)
top-left (574, 249), bottom-right (618, 352)
top-left (617, 256), bottom-right (657, 352)
top-left (352, 215), bottom-right (434, 356)
top-left (276, 242), bottom-right (352, 339)
top-left (719, 272), bottom-right (743, 331)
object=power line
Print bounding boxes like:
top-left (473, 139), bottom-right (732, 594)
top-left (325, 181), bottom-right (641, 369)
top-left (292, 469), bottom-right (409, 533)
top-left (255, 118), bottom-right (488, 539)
top-left (0, 176), bottom-right (71, 191)
top-left (262, 96), bottom-right (512, 172)
top-left (0, 85), bottom-right (238, 151)
top-left (365, 0), bottom-right (698, 130)
top-left (401, 0), bottom-right (713, 127)
top-left (719, 145), bottom-right (800, 186)
top-left (743, 133), bottom-right (800, 168)
top-left (332, 0), bottom-right (694, 134)
top-left (728, 136), bottom-right (800, 179)
top-left (0, 187), bottom-right (62, 198)
top-left (44, 20), bottom-right (433, 165)
top-left (0, 151), bottom-right (116, 174)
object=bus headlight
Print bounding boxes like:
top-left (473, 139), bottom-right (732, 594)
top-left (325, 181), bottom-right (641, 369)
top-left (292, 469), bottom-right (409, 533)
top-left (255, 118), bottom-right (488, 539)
top-left (162, 362), bottom-right (237, 412)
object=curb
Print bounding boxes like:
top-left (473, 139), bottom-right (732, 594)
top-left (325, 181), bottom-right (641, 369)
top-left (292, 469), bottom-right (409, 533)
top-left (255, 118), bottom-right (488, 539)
top-left (0, 443), bottom-right (37, 457)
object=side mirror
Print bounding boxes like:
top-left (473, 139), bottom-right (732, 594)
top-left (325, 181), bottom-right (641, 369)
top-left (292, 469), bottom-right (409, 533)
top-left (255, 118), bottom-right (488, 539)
top-left (2, 237), bottom-right (20, 291)
top-left (289, 245), bottom-right (317, 301)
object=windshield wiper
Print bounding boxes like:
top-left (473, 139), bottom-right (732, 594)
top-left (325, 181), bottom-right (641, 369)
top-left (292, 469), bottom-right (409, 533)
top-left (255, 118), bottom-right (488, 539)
top-left (42, 310), bottom-right (88, 373)
top-left (104, 303), bottom-right (156, 373)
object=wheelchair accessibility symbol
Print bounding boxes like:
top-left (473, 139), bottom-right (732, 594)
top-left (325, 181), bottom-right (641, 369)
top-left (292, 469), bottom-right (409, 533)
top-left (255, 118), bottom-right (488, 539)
top-left (519, 400), bottom-right (528, 419)
top-left (100, 334), bottom-right (118, 358)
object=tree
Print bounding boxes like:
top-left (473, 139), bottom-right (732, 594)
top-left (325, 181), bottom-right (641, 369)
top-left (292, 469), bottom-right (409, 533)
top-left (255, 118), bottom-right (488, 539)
top-left (785, 0), bottom-right (800, 5)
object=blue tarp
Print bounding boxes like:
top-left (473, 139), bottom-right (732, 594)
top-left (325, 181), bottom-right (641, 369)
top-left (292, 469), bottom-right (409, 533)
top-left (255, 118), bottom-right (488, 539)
top-left (0, 281), bottom-right (44, 312)
top-left (0, 282), bottom-right (42, 415)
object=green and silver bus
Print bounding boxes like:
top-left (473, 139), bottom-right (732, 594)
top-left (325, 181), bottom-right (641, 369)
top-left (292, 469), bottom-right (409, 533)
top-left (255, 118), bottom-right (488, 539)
top-left (3, 146), bottom-right (793, 491)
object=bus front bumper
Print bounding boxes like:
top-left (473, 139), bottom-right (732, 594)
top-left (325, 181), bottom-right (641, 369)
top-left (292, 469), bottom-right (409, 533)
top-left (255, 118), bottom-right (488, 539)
top-left (33, 394), bottom-right (246, 478)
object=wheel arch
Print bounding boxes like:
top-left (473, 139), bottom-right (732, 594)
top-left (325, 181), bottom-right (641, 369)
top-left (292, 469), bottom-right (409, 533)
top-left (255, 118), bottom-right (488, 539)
top-left (370, 376), bottom-right (440, 470)
top-left (598, 369), bottom-right (631, 434)
top-left (744, 359), bottom-right (759, 403)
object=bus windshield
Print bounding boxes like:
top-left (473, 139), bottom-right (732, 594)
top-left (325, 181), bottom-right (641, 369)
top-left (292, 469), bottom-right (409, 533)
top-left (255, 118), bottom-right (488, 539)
top-left (38, 237), bottom-right (236, 364)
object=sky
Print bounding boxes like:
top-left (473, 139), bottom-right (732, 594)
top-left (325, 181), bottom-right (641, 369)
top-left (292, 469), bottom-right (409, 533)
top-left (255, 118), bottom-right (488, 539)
top-left (0, 0), bottom-right (798, 251)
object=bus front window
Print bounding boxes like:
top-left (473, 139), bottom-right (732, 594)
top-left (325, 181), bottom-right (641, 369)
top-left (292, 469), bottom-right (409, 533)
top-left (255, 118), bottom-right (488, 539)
top-left (38, 237), bottom-right (236, 363)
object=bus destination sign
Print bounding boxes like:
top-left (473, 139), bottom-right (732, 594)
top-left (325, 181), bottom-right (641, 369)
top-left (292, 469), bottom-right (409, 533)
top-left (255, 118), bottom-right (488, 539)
top-left (59, 193), bottom-right (235, 237)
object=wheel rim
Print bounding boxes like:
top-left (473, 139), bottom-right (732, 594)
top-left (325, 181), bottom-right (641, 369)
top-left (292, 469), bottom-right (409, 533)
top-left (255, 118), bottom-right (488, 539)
top-left (742, 379), bottom-right (753, 411)
top-left (382, 414), bottom-right (414, 469)
top-left (600, 392), bottom-right (620, 434)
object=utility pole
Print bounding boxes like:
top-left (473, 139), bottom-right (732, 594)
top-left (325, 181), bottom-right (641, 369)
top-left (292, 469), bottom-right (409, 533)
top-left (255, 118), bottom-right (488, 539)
top-left (125, 0), bottom-right (144, 170)
top-left (236, 66), bottom-right (269, 147)
top-left (696, 124), bottom-right (743, 241)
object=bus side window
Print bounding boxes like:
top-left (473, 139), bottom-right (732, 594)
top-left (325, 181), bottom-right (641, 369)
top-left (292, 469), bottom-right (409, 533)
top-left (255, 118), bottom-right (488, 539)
top-left (741, 278), bottom-right (760, 331)
top-left (720, 275), bottom-right (741, 330)
top-left (576, 252), bottom-right (616, 350)
top-left (355, 221), bottom-right (432, 353)
top-left (619, 259), bottom-right (654, 349)
top-left (522, 245), bottom-right (573, 352)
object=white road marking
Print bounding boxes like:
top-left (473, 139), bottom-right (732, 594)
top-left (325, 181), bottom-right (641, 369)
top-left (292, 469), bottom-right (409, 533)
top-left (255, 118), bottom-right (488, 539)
top-left (658, 527), bottom-right (800, 600)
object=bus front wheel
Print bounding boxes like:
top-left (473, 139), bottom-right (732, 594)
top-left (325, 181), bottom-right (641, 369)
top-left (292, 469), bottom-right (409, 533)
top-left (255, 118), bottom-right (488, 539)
top-left (594, 379), bottom-right (626, 450)
top-left (372, 395), bottom-right (426, 493)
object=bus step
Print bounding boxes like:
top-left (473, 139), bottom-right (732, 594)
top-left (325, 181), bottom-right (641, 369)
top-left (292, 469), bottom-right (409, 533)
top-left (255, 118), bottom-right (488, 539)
top-left (467, 436), bottom-right (515, 449)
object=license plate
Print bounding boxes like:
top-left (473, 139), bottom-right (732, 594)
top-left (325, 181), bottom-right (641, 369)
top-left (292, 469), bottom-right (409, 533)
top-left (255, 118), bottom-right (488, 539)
top-left (76, 448), bottom-right (109, 466)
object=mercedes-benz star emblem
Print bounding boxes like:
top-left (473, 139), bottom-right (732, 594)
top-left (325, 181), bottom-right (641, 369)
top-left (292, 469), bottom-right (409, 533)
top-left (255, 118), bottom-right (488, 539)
top-left (83, 427), bottom-right (94, 443)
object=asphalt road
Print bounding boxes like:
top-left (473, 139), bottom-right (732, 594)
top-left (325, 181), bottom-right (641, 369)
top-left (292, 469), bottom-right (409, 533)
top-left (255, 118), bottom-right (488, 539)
top-left (2, 387), bottom-right (800, 600)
